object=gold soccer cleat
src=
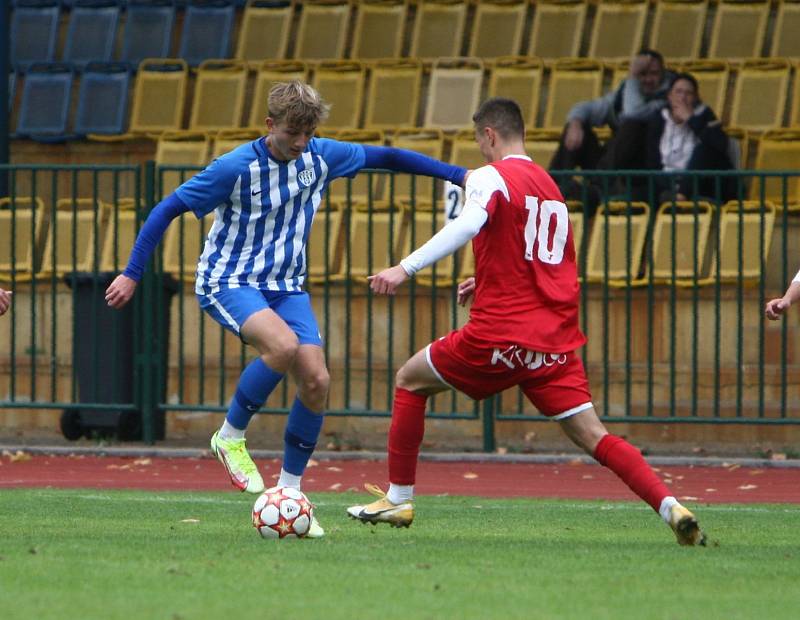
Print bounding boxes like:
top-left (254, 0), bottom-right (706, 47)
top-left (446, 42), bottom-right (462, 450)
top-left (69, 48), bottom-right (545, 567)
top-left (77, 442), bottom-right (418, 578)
top-left (669, 504), bottom-right (707, 546)
top-left (346, 483), bottom-right (414, 528)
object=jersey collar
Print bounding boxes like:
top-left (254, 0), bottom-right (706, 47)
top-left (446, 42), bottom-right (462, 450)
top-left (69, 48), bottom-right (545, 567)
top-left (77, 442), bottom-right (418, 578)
top-left (502, 154), bottom-right (532, 162)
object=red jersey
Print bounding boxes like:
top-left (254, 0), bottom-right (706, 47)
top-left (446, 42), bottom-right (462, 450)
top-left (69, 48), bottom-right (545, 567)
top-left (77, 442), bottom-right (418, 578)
top-left (463, 156), bottom-right (586, 353)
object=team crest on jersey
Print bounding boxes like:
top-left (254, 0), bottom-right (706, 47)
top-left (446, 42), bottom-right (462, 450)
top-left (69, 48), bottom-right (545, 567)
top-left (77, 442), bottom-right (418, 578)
top-left (298, 168), bottom-right (316, 187)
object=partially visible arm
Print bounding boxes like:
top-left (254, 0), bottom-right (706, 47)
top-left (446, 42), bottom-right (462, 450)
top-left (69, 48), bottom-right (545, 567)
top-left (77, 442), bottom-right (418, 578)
top-left (765, 271), bottom-right (800, 320)
top-left (687, 106), bottom-right (730, 157)
top-left (567, 90), bottom-right (616, 127)
top-left (362, 145), bottom-right (467, 186)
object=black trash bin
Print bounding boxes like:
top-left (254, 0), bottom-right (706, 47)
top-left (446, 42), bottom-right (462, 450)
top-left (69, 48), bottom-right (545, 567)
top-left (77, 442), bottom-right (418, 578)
top-left (61, 271), bottom-right (176, 441)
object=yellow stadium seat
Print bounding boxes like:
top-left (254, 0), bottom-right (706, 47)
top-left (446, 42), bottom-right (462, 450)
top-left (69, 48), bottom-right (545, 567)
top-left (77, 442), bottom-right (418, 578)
top-left (100, 208), bottom-right (140, 273)
top-left (235, 0), bottom-right (294, 67)
top-left (729, 59), bottom-right (790, 132)
top-left (189, 60), bottom-right (248, 132)
top-left (543, 58), bottom-right (604, 130)
top-left (449, 129), bottom-right (485, 170)
top-left (326, 129), bottom-right (385, 207)
top-left (351, 0), bottom-right (408, 60)
top-left (389, 128), bottom-right (446, 207)
top-left (247, 60), bottom-right (309, 131)
top-left (528, 0), bottom-right (587, 60)
top-left (363, 59), bottom-right (423, 130)
top-left (162, 213), bottom-right (214, 282)
top-left (648, 201), bottom-right (714, 284)
top-left (487, 56), bottom-right (543, 128)
top-left (424, 57), bottom-right (483, 131)
top-left (128, 58), bottom-right (188, 136)
top-left (708, 0), bottom-right (769, 61)
top-left (525, 129), bottom-right (562, 169)
top-left (307, 201), bottom-right (346, 284)
top-left (588, 0), bottom-right (647, 61)
top-left (409, 208), bottom-right (459, 287)
top-left (468, 0), bottom-right (526, 59)
top-left (155, 131), bottom-right (211, 197)
top-left (726, 126), bottom-right (749, 169)
top-left (39, 199), bottom-right (110, 276)
top-left (409, 0), bottom-right (468, 60)
top-left (749, 129), bottom-right (800, 207)
top-left (678, 60), bottom-right (731, 124)
top-left (0, 197), bottom-right (47, 280)
top-left (343, 205), bottom-right (408, 281)
top-left (585, 201), bottom-right (650, 282)
top-left (294, 0), bottom-right (350, 61)
top-left (211, 129), bottom-right (261, 161)
top-left (792, 61), bottom-right (800, 127)
top-left (649, 0), bottom-right (708, 62)
top-left (313, 60), bottom-right (366, 131)
top-left (771, 1), bottom-right (800, 58)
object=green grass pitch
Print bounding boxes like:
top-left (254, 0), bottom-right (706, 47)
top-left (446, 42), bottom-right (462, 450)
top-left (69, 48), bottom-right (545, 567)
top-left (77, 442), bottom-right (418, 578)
top-left (1, 489), bottom-right (798, 620)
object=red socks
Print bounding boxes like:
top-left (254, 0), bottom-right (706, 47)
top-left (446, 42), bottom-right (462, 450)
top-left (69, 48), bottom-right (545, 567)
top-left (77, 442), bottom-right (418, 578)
top-left (387, 387), bottom-right (428, 485)
top-left (593, 434), bottom-right (671, 513)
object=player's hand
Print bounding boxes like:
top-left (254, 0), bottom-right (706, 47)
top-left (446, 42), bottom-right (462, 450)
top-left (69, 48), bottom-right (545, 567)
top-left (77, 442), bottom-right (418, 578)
top-left (105, 274), bottom-right (138, 309)
top-left (367, 265), bottom-right (409, 296)
top-left (0, 289), bottom-right (12, 316)
top-left (564, 120), bottom-right (584, 151)
top-left (765, 297), bottom-right (791, 320)
top-left (457, 277), bottom-right (475, 306)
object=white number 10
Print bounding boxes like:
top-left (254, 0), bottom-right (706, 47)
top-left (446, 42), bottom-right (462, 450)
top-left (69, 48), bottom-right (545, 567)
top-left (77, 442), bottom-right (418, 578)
top-left (524, 196), bottom-right (568, 265)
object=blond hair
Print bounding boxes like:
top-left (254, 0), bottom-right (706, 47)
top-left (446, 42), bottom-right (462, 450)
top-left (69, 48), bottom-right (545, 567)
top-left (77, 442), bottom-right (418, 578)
top-left (267, 80), bottom-right (330, 129)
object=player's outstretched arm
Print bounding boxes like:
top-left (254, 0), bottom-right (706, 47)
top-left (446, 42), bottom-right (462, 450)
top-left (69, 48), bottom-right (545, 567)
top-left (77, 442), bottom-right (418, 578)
top-left (0, 288), bottom-right (12, 316)
top-left (766, 279), bottom-right (800, 320)
top-left (367, 265), bottom-right (410, 296)
top-left (362, 145), bottom-right (467, 187)
top-left (105, 193), bottom-right (190, 309)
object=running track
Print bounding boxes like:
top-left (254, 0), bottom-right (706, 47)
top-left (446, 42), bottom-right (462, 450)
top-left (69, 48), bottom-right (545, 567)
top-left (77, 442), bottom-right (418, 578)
top-left (1, 453), bottom-right (799, 504)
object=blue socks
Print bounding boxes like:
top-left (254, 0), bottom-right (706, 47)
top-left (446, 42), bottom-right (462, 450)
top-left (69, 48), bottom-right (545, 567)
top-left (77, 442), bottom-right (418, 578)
top-left (225, 358), bottom-right (284, 430)
top-left (283, 397), bottom-right (324, 476)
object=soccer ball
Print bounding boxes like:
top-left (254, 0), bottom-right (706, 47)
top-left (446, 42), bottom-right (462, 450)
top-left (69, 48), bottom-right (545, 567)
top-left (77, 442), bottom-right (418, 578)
top-left (252, 486), bottom-right (313, 539)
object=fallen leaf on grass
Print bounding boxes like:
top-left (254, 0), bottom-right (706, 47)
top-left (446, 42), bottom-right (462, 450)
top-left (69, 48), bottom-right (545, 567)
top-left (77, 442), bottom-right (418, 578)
top-left (750, 470), bottom-right (765, 476)
top-left (329, 483), bottom-right (342, 490)
top-left (180, 519), bottom-right (200, 523)
top-left (463, 472), bottom-right (478, 479)
top-left (2, 450), bottom-right (31, 463)
top-left (568, 458), bottom-right (584, 466)
top-left (581, 475), bottom-right (594, 480)
top-left (726, 464), bottom-right (741, 471)
top-left (705, 488), bottom-right (717, 493)
top-left (306, 459), bottom-right (319, 468)
top-left (738, 484), bottom-right (758, 490)
top-left (326, 466), bottom-right (342, 472)
top-left (133, 458), bottom-right (152, 466)
top-left (679, 496), bottom-right (699, 501)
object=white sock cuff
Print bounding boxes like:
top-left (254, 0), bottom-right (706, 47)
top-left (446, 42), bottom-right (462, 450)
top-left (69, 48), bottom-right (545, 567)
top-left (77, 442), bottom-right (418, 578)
top-left (387, 484), bottom-right (414, 504)
top-left (278, 468), bottom-right (302, 490)
top-left (659, 496), bottom-right (679, 523)
top-left (219, 420), bottom-right (245, 440)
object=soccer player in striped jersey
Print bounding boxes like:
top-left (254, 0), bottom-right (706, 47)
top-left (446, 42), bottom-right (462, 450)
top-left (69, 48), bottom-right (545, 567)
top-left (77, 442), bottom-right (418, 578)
top-left (105, 81), bottom-right (467, 538)
top-left (347, 97), bottom-right (706, 546)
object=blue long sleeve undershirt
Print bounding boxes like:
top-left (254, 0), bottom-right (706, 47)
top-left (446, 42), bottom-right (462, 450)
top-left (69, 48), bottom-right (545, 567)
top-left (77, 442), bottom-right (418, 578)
top-left (362, 145), bottom-right (467, 186)
top-left (122, 193), bottom-right (190, 281)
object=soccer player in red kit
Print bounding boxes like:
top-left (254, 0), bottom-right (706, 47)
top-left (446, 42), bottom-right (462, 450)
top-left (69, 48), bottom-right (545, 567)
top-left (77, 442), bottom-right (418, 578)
top-left (347, 97), bottom-right (706, 546)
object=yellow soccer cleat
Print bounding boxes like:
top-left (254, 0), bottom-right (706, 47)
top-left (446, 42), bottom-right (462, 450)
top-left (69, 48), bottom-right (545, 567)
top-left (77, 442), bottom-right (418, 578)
top-left (210, 431), bottom-right (265, 494)
top-left (669, 504), bottom-right (707, 546)
top-left (347, 483), bottom-right (414, 528)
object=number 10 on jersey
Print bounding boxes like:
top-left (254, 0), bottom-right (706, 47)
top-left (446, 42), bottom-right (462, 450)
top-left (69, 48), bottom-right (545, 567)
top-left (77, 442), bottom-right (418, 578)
top-left (524, 196), bottom-right (568, 265)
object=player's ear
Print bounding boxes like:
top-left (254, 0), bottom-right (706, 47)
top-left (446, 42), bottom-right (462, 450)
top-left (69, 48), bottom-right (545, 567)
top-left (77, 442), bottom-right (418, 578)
top-left (265, 117), bottom-right (274, 132)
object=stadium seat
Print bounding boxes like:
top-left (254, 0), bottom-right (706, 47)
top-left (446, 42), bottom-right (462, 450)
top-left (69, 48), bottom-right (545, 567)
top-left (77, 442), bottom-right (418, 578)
top-left (127, 58), bottom-right (189, 136)
top-left (588, 0), bottom-right (647, 61)
top-left (39, 199), bottom-right (110, 276)
top-left (468, 0), bottom-right (527, 59)
top-left (119, 0), bottom-right (176, 67)
top-left (678, 60), bottom-right (731, 124)
top-left (363, 59), bottom-right (423, 130)
top-left (424, 58), bottom-right (483, 131)
top-left (648, 201), bottom-right (714, 284)
top-left (729, 59), bottom-right (790, 132)
top-left (543, 58), bottom-right (604, 130)
top-left (388, 128), bottom-right (446, 207)
top-left (236, 0), bottom-right (294, 67)
top-left (313, 61), bottom-right (366, 130)
top-left (648, 0), bottom-right (708, 62)
top-left (210, 129), bottom-right (261, 161)
top-left (409, 0), bottom-right (468, 60)
top-left (162, 212), bottom-right (214, 281)
top-left (708, 0), bottom-right (769, 61)
top-left (15, 62), bottom-right (74, 140)
top-left (408, 208), bottom-right (459, 286)
top-left (792, 61), bottom-right (800, 127)
top-left (325, 129), bottom-right (385, 206)
top-left (585, 201), bottom-right (650, 282)
top-left (525, 129), bottom-right (562, 168)
top-left (703, 200), bottom-right (776, 282)
top-left (343, 205), bottom-right (408, 282)
top-left (567, 201), bottom-right (585, 264)
top-left (11, 1), bottom-right (59, 71)
top-left (74, 62), bottom-right (131, 137)
top-left (449, 129), bottom-right (485, 170)
top-left (772, 1), bottom-right (800, 58)
top-left (294, 0), bottom-right (351, 61)
top-left (0, 197), bottom-right (47, 280)
top-left (726, 126), bottom-right (749, 170)
top-left (178, 0), bottom-right (235, 67)
top-left (487, 56), bottom-right (544, 128)
top-left (247, 60), bottom-right (309, 130)
top-left (100, 208), bottom-right (140, 273)
top-left (188, 60), bottom-right (248, 131)
top-left (62, 0), bottom-right (121, 69)
top-left (155, 131), bottom-right (211, 196)
top-left (749, 129), bottom-right (800, 207)
top-left (306, 201), bottom-right (346, 283)
top-left (351, 0), bottom-right (408, 60)
top-left (527, 0), bottom-right (587, 60)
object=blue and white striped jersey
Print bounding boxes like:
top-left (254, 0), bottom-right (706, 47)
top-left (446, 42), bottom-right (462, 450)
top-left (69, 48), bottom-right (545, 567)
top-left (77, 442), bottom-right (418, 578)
top-left (176, 137), bottom-right (364, 295)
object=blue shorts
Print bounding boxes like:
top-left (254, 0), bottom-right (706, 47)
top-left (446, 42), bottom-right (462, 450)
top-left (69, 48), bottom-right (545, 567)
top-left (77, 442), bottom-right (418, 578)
top-left (197, 288), bottom-right (322, 346)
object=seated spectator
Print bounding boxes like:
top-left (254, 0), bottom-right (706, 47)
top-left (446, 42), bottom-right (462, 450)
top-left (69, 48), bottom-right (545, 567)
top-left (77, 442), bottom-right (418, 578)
top-left (0, 288), bottom-right (11, 316)
top-left (550, 49), bottom-right (674, 174)
top-left (644, 72), bottom-right (736, 204)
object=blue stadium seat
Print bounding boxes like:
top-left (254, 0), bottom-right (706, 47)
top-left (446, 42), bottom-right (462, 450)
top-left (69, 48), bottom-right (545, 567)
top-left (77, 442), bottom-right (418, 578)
top-left (74, 62), bottom-right (132, 136)
top-left (9, 72), bottom-right (16, 109)
top-left (120, 0), bottom-right (176, 67)
top-left (10, 0), bottom-right (60, 71)
top-left (178, 0), bottom-right (235, 67)
top-left (15, 63), bottom-right (75, 141)
top-left (63, 0), bottom-right (122, 70)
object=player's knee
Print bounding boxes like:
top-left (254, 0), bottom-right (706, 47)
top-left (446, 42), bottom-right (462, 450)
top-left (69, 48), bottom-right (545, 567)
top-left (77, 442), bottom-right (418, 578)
top-left (256, 333), bottom-right (299, 369)
top-left (299, 367), bottom-right (330, 406)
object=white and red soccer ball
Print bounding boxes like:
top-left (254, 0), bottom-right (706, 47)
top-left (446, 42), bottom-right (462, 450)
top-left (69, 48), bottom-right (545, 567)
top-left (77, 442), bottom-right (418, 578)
top-left (252, 486), bottom-right (313, 539)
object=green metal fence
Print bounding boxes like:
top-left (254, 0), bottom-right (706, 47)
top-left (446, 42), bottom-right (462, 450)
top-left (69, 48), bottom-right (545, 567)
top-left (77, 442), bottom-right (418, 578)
top-left (1, 164), bottom-right (799, 447)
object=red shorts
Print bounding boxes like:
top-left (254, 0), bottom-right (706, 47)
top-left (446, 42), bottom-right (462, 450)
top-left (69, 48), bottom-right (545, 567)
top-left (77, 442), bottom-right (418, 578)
top-left (427, 329), bottom-right (593, 418)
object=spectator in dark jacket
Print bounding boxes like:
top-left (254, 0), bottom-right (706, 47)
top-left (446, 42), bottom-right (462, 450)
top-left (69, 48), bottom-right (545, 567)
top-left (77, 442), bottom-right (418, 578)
top-left (645, 72), bottom-right (736, 203)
